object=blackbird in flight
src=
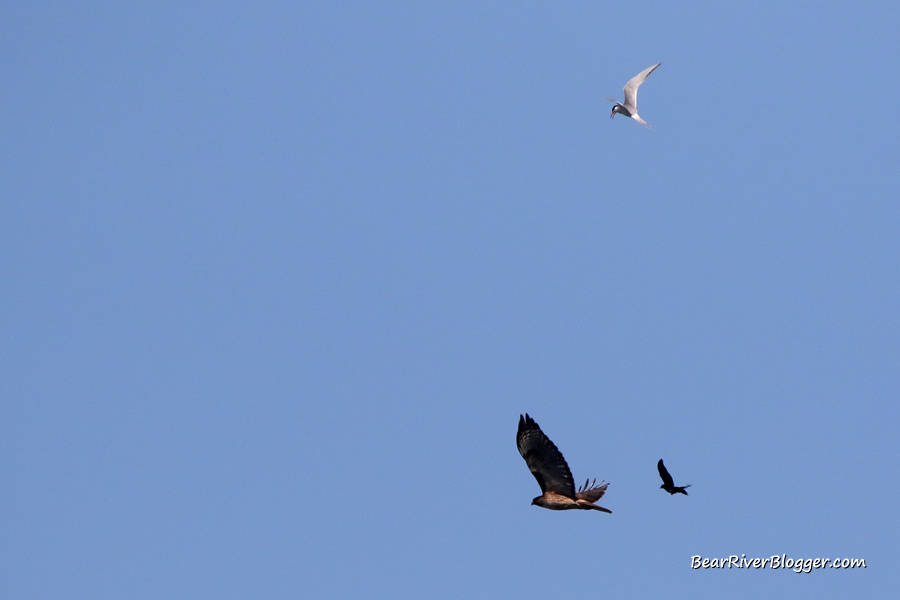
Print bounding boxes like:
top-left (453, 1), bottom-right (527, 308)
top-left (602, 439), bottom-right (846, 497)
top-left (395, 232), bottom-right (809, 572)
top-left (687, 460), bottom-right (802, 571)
top-left (657, 459), bottom-right (691, 495)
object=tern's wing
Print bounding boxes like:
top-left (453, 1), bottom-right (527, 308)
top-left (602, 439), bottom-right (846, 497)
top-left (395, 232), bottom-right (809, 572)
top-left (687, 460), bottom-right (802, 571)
top-left (622, 63), bottom-right (660, 112)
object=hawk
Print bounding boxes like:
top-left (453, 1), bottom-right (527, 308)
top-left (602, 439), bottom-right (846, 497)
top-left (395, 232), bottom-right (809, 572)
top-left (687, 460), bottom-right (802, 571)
top-left (516, 413), bottom-right (611, 513)
top-left (657, 459), bottom-right (691, 495)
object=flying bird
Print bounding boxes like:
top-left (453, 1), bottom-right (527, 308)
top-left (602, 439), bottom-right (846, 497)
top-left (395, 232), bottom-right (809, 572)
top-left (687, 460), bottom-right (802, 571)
top-left (516, 414), bottom-right (611, 513)
top-left (609, 63), bottom-right (660, 128)
top-left (657, 459), bottom-right (691, 495)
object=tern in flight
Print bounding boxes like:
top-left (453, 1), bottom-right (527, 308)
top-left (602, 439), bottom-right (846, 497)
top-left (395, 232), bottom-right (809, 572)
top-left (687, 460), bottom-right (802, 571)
top-left (609, 63), bottom-right (660, 128)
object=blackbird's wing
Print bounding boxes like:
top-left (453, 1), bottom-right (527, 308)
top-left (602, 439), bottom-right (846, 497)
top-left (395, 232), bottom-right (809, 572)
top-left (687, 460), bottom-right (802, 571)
top-left (658, 459), bottom-right (675, 487)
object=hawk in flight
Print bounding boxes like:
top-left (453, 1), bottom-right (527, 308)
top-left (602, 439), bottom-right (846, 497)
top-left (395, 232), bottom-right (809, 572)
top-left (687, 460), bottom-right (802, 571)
top-left (516, 414), bottom-right (611, 513)
top-left (657, 459), bottom-right (691, 495)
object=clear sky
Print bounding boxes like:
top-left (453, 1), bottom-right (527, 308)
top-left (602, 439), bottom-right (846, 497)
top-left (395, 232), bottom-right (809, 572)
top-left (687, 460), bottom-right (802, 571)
top-left (2, 2), bottom-right (898, 598)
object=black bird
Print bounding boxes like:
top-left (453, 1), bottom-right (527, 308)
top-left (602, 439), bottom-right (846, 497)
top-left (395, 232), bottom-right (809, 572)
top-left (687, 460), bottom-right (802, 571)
top-left (657, 459), bottom-right (691, 495)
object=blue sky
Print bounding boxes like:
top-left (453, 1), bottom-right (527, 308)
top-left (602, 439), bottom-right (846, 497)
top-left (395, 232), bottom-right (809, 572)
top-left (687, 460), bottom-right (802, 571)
top-left (2, 2), bottom-right (898, 598)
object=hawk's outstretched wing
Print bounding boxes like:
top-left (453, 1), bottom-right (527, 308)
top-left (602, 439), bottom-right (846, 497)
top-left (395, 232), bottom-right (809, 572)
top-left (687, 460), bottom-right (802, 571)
top-left (575, 478), bottom-right (609, 503)
top-left (658, 459), bottom-right (675, 488)
top-left (517, 414), bottom-right (577, 499)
